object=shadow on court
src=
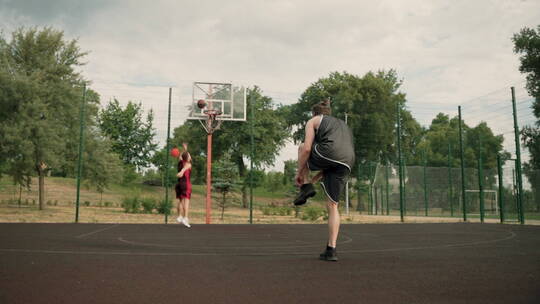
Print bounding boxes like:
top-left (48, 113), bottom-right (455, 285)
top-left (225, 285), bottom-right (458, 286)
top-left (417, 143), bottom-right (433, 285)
top-left (0, 223), bottom-right (539, 303)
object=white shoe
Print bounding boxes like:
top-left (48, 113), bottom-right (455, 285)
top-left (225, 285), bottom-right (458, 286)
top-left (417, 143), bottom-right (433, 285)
top-left (176, 216), bottom-right (183, 223)
top-left (182, 218), bottom-right (191, 228)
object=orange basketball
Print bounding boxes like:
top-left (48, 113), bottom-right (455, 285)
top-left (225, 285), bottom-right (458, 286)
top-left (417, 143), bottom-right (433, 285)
top-left (170, 148), bottom-right (180, 158)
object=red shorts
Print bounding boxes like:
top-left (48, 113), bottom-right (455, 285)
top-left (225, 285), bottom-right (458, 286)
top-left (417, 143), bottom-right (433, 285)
top-left (175, 181), bottom-right (192, 199)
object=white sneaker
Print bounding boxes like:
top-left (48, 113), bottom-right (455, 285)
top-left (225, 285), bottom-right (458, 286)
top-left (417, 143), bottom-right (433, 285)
top-left (182, 218), bottom-right (191, 228)
top-left (176, 216), bottom-right (183, 223)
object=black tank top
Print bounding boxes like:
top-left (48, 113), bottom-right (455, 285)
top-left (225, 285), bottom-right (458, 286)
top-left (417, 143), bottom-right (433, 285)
top-left (314, 115), bottom-right (355, 170)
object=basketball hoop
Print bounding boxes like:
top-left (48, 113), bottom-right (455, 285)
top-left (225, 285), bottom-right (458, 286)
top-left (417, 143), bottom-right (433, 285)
top-left (200, 109), bottom-right (223, 134)
top-left (187, 82), bottom-right (246, 224)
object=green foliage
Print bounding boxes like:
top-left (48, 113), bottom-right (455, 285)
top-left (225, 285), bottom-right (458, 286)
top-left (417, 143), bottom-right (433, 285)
top-left (416, 114), bottom-right (509, 168)
top-left (141, 169), bottom-right (165, 186)
top-left (264, 171), bottom-right (285, 193)
top-left (140, 197), bottom-right (157, 214)
top-left (99, 99), bottom-right (157, 170)
top-left (261, 205), bottom-right (293, 216)
top-left (0, 27), bottom-right (90, 191)
top-left (156, 199), bottom-right (172, 215)
top-left (150, 148), bottom-right (179, 185)
top-left (0, 27), bottom-right (122, 210)
top-left (122, 196), bottom-right (141, 213)
top-left (283, 160), bottom-right (297, 185)
top-left (213, 154), bottom-right (240, 219)
top-left (513, 25), bottom-right (540, 101)
top-left (122, 164), bottom-right (140, 184)
top-left (244, 169), bottom-right (264, 188)
top-left (81, 134), bottom-right (124, 192)
top-left (283, 70), bottom-right (419, 166)
top-left (513, 25), bottom-right (540, 212)
top-left (301, 206), bottom-right (328, 221)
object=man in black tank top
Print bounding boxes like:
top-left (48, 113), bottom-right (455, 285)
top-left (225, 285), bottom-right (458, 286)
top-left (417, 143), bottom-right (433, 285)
top-left (294, 98), bottom-right (355, 261)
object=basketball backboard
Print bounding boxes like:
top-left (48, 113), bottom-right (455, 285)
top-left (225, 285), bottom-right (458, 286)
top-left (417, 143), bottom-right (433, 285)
top-left (187, 82), bottom-right (246, 121)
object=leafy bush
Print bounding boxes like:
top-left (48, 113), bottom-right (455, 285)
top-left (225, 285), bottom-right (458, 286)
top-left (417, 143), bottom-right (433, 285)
top-left (141, 197), bottom-right (157, 214)
top-left (122, 196), bottom-right (141, 213)
top-left (104, 201), bottom-right (113, 207)
top-left (157, 199), bottom-right (172, 215)
top-left (261, 205), bottom-right (293, 216)
top-left (83, 201), bottom-right (91, 207)
top-left (301, 206), bottom-right (327, 221)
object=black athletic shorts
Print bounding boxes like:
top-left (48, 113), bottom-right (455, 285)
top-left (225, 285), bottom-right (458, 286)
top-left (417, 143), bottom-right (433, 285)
top-left (307, 146), bottom-right (351, 204)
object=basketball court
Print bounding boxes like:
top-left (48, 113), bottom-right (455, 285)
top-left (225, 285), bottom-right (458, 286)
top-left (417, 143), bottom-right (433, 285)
top-left (1, 223), bottom-right (539, 303)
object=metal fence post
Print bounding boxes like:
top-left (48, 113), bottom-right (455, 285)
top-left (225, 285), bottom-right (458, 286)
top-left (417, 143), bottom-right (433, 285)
top-left (75, 84), bottom-right (87, 223)
top-left (448, 143), bottom-right (454, 217)
top-left (511, 87), bottom-right (525, 224)
top-left (164, 88), bottom-right (172, 224)
top-left (459, 106), bottom-right (467, 221)
top-left (385, 163), bottom-right (390, 215)
top-left (478, 135), bottom-right (485, 223)
top-left (497, 154), bottom-right (505, 223)
top-left (397, 103), bottom-right (404, 222)
top-left (357, 165), bottom-right (362, 212)
top-left (249, 91), bottom-right (254, 224)
top-left (403, 157), bottom-right (407, 215)
top-left (423, 151), bottom-right (428, 217)
top-left (369, 162), bottom-right (375, 215)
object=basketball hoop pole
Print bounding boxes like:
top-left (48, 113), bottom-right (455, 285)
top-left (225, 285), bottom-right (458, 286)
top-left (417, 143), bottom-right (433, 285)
top-left (206, 132), bottom-right (212, 224)
top-left (189, 82), bottom-right (246, 224)
top-left (205, 85), bottom-right (214, 225)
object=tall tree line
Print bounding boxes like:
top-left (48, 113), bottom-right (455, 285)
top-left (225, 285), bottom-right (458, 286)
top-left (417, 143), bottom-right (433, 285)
top-left (513, 24), bottom-right (540, 211)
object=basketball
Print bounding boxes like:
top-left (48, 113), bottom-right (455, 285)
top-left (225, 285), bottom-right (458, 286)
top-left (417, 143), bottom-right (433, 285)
top-left (170, 147), bottom-right (180, 158)
top-left (197, 99), bottom-right (206, 109)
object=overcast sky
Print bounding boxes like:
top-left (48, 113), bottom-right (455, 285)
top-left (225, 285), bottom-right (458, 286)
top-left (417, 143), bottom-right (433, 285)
top-left (1, 0), bottom-right (539, 171)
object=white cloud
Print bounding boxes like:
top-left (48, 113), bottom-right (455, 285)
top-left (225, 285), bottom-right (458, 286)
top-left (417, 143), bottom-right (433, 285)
top-left (1, 0), bottom-right (539, 171)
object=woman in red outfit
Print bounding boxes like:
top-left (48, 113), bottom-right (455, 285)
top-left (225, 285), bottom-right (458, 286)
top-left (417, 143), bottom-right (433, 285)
top-left (175, 143), bottom-right (192, 228)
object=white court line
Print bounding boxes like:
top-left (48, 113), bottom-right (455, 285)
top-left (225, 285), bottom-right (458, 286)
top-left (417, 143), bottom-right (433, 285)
top-left (75, 224), bottom-right (119, 239)
top-left (116, 234), bottom-right (353, 250)
top-left (0, 230), bottom-right (516, 257)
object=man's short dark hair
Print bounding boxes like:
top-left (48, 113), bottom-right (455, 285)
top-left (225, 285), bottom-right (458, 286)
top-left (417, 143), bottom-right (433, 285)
top-left (312, 98), bottom-right (332, 116)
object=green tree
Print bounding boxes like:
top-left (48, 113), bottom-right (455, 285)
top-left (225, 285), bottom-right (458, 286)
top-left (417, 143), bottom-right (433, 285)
top-left (221, 87), bottom-right (289, 207)
top-left (99, 99), bottom-right (157, 171)
top-left (513, 24), bottom-right (540, 211)
top-left (418, 113), bottom-right (509, 168)
top-left (82, 132), bottom-right (124, 202)
top-left (265, 171), bottom-right (284, 194)
top-left (213, 154), bottom-right (240, 220)
top-left (284, 70), bottom-right (421, 166)
top-left (0, 27), bottom-right (90, 209)
top-left (283, 160), bottom-right (297, 186)
top-left (513, 25), bottom-right (540, 102)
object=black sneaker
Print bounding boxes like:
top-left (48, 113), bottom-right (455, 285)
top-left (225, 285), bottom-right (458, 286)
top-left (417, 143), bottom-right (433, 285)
top-left (293, 183), bottom-right (316, 206)
top-left (319, 246), bottom-right (338, 262)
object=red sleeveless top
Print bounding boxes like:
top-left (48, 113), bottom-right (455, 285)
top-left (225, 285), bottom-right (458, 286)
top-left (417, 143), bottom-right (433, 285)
top-left (177, 160), bottom-right (192, 199)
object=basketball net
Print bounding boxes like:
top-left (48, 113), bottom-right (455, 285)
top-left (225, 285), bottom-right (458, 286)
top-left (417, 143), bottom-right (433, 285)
top-left (199, 109), bottom-right (223, 134)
